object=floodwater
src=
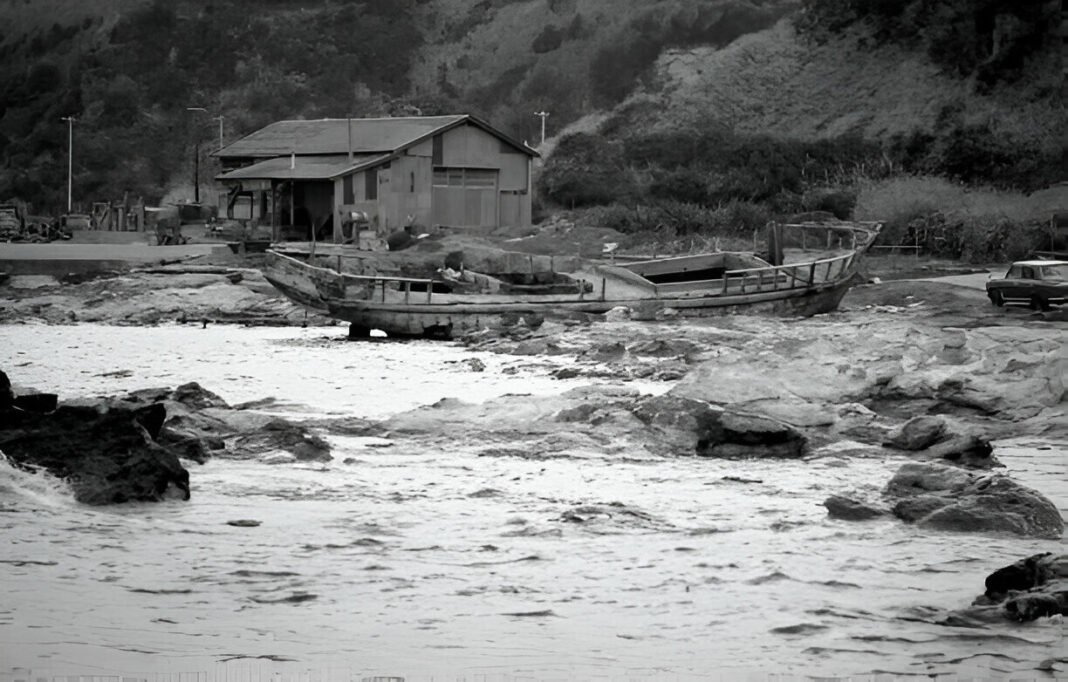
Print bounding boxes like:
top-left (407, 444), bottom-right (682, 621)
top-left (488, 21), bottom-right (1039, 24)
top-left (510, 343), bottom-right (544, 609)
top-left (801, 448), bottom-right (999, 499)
top-left (0, 324), bottom-right (1064, 681)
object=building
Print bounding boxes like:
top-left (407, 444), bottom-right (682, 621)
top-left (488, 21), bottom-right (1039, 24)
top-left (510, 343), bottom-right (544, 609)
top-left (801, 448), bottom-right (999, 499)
top-left (213, 114), bottom-right (538, 243)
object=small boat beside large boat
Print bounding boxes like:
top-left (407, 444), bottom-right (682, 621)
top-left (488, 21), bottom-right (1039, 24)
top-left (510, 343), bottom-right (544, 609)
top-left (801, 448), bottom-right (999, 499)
top-left (262, 221), bottom-right (881, 339)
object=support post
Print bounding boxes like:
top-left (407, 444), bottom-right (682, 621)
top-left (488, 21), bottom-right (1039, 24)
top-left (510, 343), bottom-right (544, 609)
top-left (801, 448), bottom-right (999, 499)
top-left (61, 116), bottom-right (75, 213)
top-left (193, 138), bottom-right (200, 204)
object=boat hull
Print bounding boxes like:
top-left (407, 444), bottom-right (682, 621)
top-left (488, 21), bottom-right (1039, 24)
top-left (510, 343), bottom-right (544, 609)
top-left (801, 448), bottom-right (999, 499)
top-left (262, 251), bottom-right (345, 311)
top-left (328, 279), bottom-right (853, 339)
top-left (263, 220), bottom-right (881, 339)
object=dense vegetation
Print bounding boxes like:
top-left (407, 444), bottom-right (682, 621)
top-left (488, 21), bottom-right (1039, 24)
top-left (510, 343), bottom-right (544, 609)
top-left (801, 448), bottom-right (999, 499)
top-left (0, 0), bottom-right (424, 210)
top-left (0, 0), bottom-right (795, 212)
top-left (535, 0), bottom-right (1066, 259)
top-left (797, 0), bottom-right (1062, 89)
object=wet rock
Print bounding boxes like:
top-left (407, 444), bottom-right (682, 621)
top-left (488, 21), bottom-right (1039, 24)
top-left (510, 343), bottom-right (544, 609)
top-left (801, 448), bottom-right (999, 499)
top-left (919, 433), bottom-right (998, 469)
top-left (171, 382), bottom-right (230, 410)
top-left (631, 394), bottom-right (808, 458)
top-left (558, 502), bottom-right (669, 532)
top-left (512, 339), bottom-right (555, 356)
top-left (984, 552), bottom-right (1068, 598)
top-left (0, 394), bottom-right (190, 505)
top-left (883, 415), bottom-right (999, 469)
top-left (0, 370), bottom-right (12, 410)
top-left (554, 403), bottom-right (600, 423)
top-left (586, 341), bottom-right (627, 362)
top-left (823, 494), bottom-right (888, 521)
top-left (157, 399), bottom-right (332, 462)
top-left (885, 462), bottom-right (1063, 538)
top-left (261, 451), bottom-right (298, 465)
top-left (228, 415), bottom-right (331, 461)
top-left (885, 415), bottom-right (947, 450)
top-left (628, 338), bottom-right (701, 358)
top-left (948, 553), bottom-right (1068, 624)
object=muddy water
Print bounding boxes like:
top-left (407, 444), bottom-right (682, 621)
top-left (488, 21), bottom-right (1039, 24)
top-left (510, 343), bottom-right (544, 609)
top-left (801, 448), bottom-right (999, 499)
top-left (0, 324), bottom-right (1064, 681)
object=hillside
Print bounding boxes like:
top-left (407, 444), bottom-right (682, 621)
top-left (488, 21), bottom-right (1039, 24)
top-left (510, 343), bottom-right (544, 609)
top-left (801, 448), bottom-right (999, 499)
top-left (0, 0), bottom-right (1063, 216)
top-left (626, 20), bottom-right (1065, 146)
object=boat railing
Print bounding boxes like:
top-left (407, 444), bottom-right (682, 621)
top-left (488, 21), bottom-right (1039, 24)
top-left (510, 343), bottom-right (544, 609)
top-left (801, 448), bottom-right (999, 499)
top-left (652, 252), bottom-right (856, 297)
top-left (337, 273), bottom-right (438, 304)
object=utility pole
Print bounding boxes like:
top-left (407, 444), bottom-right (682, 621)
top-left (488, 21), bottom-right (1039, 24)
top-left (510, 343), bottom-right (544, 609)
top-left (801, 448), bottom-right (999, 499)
top-left (61, 116), bottom-right (75, 213)
top-left (186, 107), bottom-right (207, 204)
top-left (534, 111), bottom-right (549, 146)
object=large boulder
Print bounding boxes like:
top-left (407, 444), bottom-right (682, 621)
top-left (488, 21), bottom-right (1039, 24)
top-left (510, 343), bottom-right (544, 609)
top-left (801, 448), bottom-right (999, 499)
top-left (884, 415), bottom-right (947, 450)
top-left (823, 494), bottom-right (888, 520)
top-left (95, 383), bottom-right (331, 463)
top-left (0, 400), bottom-right (190, 505)
top-left (885, 462), bottom-right (1063, 538)
top-left (877, 327), bottom-right (1067, 420)
top-left (630, 394), bottom-right (809, 458)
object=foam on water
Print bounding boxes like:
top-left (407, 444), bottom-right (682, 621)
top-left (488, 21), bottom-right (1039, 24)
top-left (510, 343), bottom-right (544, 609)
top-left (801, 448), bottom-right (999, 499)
top-left (0, 450), bottom-right (75, 509)
top-left (0, 324), bottom-right (1065, 680)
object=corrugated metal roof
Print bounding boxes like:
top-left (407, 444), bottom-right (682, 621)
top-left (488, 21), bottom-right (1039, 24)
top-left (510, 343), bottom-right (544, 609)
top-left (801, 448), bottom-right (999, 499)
top-left (214, 114), bottom-right (539, 159)
top-left (216, 154), bottom-right (390, 181)
top-left (215, 115), bottom-right (468, 158)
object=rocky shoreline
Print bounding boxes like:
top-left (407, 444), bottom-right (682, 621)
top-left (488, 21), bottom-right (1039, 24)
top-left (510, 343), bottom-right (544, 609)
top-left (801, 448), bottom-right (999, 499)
top-left (0, 373), bottom-right (331, 504)
top-left (1, 266), bottom-right (1065, 633)
top-left (0, 259), bottom-right (329, 326)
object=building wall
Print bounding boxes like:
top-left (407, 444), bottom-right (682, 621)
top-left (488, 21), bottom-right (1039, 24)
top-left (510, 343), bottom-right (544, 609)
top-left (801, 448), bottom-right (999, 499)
top-left (387, 155), bottom-right (434, 230)
top-left (333, 169), bottom-right (382, 242)
top-left (435, 123), bottom-right (532, 228)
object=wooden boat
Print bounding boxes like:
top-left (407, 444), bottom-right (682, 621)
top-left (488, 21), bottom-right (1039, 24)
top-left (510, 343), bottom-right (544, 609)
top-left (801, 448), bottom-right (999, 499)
top-left (263, 221), bottom-right (881, 339)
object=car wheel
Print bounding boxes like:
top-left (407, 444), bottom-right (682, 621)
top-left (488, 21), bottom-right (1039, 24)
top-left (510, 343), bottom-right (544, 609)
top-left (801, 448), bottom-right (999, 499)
top-left (1029, 294), bottom-right (1050, 311)
top-left (989, 290), bottom-right (1004, 307)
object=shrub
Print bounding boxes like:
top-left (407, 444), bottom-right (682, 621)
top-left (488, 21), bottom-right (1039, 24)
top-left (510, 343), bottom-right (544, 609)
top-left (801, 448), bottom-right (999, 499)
top-left (531, 25), bottom-right (563, 53)
top-left (905, 212), bottom-right (1050, 263)
top-left (537, 133), bottom-right (635, 208)
top-left (647, 168), bottom-right (712, 205)
top-left (797, 0), bottom-right (1060, 84)
top-left (801, 188), bottom-right (856, 220)
top-left (576, 199), bottom-right (771, 238)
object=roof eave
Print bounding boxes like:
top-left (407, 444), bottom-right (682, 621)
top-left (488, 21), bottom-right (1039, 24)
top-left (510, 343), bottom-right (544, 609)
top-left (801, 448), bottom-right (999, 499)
top-left (327, 153), bottom-right (397, 180)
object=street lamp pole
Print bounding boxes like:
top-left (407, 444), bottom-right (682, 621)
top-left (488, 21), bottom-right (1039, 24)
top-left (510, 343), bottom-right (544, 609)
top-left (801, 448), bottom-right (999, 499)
top-left (61, 116), bottom-right (75, 213)
top-left (212, 115), bottom-right (224, 152)
top-left (186, 107), bottom-right (207, 204)
top-left (534, 111), bottom-right (549, 145)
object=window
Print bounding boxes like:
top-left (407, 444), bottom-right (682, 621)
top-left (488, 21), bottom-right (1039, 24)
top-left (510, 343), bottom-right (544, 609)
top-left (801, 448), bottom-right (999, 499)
top-left (343, 175), bottom-right (354, 204)
top-left (432, 168), bottom-right (497, 189)
top-left (432, 135), bottom-right (443, 166)
top-left (365, 170), bottom-right (377, 201)
top-left (465, 170), bottom-right (497, 188)
top-left (1007, 266), bottom-right (1022, 279)
top-left (1038, 264), bottom-right (1068, 280)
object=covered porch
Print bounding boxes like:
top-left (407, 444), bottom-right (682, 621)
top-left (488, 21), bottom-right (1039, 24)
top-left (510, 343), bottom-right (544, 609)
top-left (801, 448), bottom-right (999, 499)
top-left (215, 154), bottom-right (386, 243)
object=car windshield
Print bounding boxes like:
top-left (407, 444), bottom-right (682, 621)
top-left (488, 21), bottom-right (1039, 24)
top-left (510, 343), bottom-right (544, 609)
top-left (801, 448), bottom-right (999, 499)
top-left (1038, 264), bottom-right (1068, 280)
